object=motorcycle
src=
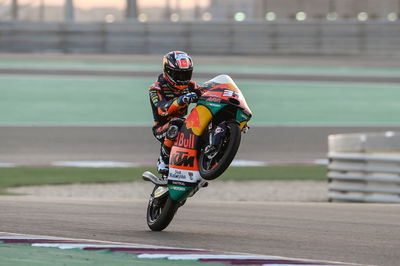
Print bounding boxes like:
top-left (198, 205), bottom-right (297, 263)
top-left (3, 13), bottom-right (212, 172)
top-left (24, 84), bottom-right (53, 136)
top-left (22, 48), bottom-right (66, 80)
top-left (142, 74), bottom-right (252, 231)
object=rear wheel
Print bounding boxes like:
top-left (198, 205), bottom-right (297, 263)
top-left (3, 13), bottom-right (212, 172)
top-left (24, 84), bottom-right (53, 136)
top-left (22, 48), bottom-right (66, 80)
top-left (146, 186), bottom-right (179, 231)
top-left (199, 121), bottom-right (241, 180)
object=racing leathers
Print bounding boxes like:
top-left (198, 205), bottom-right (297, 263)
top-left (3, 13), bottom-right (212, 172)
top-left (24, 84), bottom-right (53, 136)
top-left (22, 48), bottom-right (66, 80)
top-left (149, 74), bottom-right (202, 174)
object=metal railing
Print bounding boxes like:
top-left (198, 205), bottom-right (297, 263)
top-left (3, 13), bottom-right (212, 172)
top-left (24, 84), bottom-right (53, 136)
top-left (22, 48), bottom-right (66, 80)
top-left (0, 21), bottom-right (399, 55)
top-left (328, 132), bottom-right (400, 203)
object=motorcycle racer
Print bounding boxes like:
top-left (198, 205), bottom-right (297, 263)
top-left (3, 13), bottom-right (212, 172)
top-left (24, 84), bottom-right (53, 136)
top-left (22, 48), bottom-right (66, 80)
top-left (149, 51), bottom-right (203, 175)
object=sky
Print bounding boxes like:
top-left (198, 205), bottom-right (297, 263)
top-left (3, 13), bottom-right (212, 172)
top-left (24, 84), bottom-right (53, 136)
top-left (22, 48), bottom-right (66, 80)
top-left (16, 0), bottom-right (209, 9)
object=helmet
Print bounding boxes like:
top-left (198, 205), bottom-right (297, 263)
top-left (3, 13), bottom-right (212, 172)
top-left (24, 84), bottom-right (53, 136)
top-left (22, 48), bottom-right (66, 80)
top-left (162, 51), bottom-right (193, 91)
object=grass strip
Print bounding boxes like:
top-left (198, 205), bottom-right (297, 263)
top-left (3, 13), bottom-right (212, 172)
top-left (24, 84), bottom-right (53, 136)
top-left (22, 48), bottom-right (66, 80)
top-left (0, 165), bottom-right (326, 194)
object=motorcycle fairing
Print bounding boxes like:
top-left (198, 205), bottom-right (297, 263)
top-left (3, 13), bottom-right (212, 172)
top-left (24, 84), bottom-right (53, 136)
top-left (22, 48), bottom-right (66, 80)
top-left (167, 75), bottom-right (252, 201)
top-left (201, 75), bottom-right (252, 118)
top-left (168, 124), bottom-right (202, 200)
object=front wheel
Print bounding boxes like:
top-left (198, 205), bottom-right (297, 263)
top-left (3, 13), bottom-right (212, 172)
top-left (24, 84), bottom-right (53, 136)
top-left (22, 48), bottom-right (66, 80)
top-left (199, 121), bottom-right (241, 180)
top-left (146, 186), bottom-right (179, 231)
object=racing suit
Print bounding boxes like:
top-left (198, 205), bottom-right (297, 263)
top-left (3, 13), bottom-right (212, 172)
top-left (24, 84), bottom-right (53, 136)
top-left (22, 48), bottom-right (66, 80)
top-left (149, 74), bottom-right (201, 173)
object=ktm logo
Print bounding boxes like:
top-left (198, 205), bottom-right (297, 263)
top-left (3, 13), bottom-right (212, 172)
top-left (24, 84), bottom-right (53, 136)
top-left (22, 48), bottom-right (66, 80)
top-left (172, 151), bottom-right (194, 167)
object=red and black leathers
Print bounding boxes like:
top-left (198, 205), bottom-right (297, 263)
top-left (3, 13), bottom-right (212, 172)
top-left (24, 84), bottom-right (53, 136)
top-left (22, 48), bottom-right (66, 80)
top-left (149, 74), bottom-right (201, 147)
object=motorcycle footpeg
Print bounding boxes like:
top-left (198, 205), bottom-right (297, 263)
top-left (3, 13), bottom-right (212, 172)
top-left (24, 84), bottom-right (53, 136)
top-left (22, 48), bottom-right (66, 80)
top-left (142, 171), bottom-right (167, 186)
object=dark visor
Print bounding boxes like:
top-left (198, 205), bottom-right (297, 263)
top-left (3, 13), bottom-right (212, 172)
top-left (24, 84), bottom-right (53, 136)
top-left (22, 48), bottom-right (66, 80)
top-left (166, 66), bottom-right (192, 83)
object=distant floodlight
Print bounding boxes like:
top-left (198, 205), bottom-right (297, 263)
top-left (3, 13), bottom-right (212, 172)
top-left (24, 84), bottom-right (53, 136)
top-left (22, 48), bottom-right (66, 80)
top-left (387, 12), bottom-right (398, 22)
top-left (296, 11), bottom-right (307, 21)
top-left (265, 12), bottom-right (276, 21)
top-left (105, 14), bottom-right (115, 23)
top-left (357, 12), bottom-right (368, 21)
top-left (170, 13), bottom-right (180, 22)
top-left (202, 12), bottom-right (212, 21)
top-left (326, 12), bottom-right (338, 21)
top-left (138, 13), bottom-right (148, 22)
top-left (234, 12), bottom-right (246, 22)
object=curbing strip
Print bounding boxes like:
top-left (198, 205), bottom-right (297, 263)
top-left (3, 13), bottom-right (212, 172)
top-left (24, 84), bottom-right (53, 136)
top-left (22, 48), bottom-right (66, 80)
top-left (0, 232), bottom-right (356, 266)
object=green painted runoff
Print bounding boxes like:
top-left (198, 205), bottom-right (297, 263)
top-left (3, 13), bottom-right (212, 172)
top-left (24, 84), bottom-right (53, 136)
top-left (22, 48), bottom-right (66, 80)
top-left (0, 75), bottom-right (399, 125)
top-left (0, 244), bottom-right (223, 266)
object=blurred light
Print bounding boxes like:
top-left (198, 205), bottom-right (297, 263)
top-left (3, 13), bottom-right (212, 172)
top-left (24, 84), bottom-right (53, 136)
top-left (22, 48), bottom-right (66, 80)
top-left (265, 12), bottom-right (276, 21)
top-left (357, 12), bottom-right (368, 21)
top-left (105, 14), bottom-right (115, 23)
top-left (202, 12), bottom-right (212, 21)
top-left (170, 13), bottom-right (180, 22)
top-left (326, 12), bottom-right (338, 21)
top-left (387, 12), bottom-right (398, 22)
top-left (234, 12), bottom-right (246, 22)
top-left (138, 13), bottom-right (148, 22)
top-left (296, 11), bottom-right (307, 21)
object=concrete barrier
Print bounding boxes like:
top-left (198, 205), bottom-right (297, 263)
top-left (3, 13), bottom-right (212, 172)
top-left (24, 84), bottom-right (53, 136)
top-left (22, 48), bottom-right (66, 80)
top-left (0, 21), bottom-right (399, 55)
top-left (328, 131), bottom-right (400, 203)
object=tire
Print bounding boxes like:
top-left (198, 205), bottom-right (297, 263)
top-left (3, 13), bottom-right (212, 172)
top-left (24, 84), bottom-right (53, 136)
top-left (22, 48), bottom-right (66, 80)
top-left (199, 121), bottom-right (241, 180)
top-left (146, 187), bottom-right (179, 231)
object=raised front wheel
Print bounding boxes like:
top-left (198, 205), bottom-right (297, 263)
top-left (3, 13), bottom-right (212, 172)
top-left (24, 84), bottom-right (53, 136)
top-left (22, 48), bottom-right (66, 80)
top-left (199, 121), bottom-right (241, 180)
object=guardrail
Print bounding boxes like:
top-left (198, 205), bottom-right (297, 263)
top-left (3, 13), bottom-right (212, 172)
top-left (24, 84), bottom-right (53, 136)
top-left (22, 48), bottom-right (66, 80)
top-left (0, 21), bottom-right (399, 55)
top-left (327, 131), bottom-right (400, 203)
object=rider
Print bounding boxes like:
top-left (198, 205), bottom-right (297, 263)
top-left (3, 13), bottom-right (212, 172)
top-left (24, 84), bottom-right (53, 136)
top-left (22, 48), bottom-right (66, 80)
top-left (149, 51), bottom-right (202, 175)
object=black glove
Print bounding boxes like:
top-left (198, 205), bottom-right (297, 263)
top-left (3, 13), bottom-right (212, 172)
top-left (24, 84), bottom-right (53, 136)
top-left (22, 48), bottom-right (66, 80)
top-left (178, 92), bottom-right (198, 106)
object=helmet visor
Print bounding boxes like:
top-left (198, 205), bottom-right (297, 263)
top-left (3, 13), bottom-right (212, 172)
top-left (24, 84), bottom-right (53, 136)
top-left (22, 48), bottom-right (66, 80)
top-left (166, 66), bottom-right (192, 85)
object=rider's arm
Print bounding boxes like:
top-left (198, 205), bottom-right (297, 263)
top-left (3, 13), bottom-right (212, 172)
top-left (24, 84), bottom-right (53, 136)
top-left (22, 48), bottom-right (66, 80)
top-left (188, 81), bottom-right (205, 96)
top-left (149, 84), bottom-right (185, 117)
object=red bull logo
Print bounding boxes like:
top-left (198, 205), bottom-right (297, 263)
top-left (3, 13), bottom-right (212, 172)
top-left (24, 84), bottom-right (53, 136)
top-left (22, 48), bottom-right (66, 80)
top-left (186, 105), bottom-right (212, 136)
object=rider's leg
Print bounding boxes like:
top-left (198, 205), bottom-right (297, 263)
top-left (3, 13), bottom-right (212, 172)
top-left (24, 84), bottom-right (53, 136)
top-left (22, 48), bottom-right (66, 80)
top-left (154, 118), bottom-right (184, 174)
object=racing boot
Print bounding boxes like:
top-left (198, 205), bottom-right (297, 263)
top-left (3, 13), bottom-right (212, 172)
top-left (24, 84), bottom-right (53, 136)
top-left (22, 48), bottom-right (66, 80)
top-left (157, 145), bottom-right (170, 175)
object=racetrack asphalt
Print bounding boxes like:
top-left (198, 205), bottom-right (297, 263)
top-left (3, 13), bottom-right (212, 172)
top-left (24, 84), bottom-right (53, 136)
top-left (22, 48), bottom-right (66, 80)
top-left (1, 126), bottom-right (400, 165)
top-left (1, 196), bottom-right (399, 266)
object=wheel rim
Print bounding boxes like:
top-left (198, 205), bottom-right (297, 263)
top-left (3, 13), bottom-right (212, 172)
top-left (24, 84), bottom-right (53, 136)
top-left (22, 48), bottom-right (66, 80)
top-left (202, 130), bottom-right (230, 171)
top-left (147, 195), bottom-right (167, 224)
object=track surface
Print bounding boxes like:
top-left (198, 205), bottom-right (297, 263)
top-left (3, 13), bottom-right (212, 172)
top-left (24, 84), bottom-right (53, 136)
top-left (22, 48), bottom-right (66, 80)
top-left (1, 197), bottom-right (399, 266)
top-left (1, 54), bottom-right (400, 266)
top-left (1, 126), bottom-right (400, 165)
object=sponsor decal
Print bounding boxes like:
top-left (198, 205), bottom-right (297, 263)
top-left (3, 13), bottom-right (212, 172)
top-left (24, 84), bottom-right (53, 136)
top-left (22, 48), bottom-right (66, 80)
top-left (215, 127), bottom-right (224, 134)
top-left (170, 186), bottom-right (186, 191)
top-left (170, 180), bottom-right (186, 186)
top-left (206, 103), bottom-right (223, 108)
top-left (175, 53), bottom-right (190, 69)
top-left (170, 147), bottom-right (198, 170)
top-left (186, 105), bottom-right (212, 136)
top-left (205, 97), bottom-right (221, 103)
top-left (168, 167), bottom-right (202, 183)
top-left (176, 132), bottom-right (195, 149)
top-left (150, 91), bottom-right (159, 104)
top-left (172, 150), bottom-right (195, 167)
top-left (223, 89), bottom-right (238, 97)
top-left (168, 169), bottom-right (187, 180)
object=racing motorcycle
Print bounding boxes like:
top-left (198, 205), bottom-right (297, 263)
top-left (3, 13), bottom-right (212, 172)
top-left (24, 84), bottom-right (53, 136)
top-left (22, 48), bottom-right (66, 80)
top-left (143, 75), bottom-right (252, 231)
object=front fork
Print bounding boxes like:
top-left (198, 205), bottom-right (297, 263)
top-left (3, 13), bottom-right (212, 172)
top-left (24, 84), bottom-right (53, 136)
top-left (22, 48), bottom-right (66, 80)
top-left (204, 123), bottom-right (227, 159)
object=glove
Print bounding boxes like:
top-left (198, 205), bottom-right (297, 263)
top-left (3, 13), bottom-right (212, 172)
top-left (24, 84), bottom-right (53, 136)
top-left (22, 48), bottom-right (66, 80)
top-left (178, 92), bottom-right (198, 106)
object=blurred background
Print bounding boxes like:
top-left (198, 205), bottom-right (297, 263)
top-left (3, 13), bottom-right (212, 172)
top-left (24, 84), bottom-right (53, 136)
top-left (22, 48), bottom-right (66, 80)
top-left (0, 0), bottom-right (399, 167)
top-left (0, 0), bottom-right (399, 55)
top-left (1, 0), bottom-right (400, 22)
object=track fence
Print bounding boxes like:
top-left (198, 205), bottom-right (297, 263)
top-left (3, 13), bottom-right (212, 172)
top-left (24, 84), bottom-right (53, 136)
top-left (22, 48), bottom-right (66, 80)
top-left (328, 131), bottom-right (400, 203)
